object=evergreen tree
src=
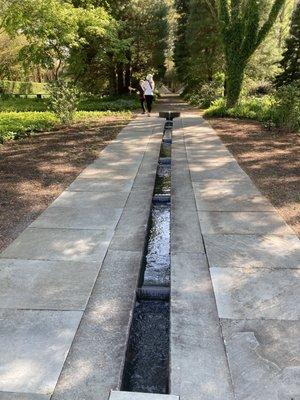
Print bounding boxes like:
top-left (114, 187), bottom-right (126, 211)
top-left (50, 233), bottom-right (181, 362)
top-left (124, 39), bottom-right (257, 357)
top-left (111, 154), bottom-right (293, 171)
top-left (185, 0), bottom-right (222, 87)
top-left (276, 0), bottom-right (300, 86)
top-left (173, 0), bottom-right (190, 84)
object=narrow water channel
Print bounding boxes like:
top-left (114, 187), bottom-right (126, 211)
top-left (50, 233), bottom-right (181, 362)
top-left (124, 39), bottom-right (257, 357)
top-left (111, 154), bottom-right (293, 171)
top-left (121, 118), bottom-right (174, 394)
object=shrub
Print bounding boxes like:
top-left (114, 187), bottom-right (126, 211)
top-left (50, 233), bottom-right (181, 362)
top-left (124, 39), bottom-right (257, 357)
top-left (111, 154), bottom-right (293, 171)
top-left (274, 81), bottom-right (300, 131)
top-left (48, 80), bottom-right (79, 124)
top-left (186, 80), bottom-right (223, 108)
top-left (205, 87), bottom-right (300, 132)
top-left (204, 96), bottom-right (277, 123)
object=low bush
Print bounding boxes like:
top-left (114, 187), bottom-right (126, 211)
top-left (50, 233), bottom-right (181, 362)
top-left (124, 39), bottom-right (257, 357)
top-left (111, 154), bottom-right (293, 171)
top-left (205, 86), bottom-right (300, 132)
top-left (185, 79), bottom-right (224, 108)
top-left (204, 96), bottom-right (277, 124)
top-left (274, 81), bottom-right (300, 131)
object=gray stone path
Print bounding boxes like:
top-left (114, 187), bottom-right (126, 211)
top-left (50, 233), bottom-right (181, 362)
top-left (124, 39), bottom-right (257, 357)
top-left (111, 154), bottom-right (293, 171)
top-left (0, 116), bottom-right (163, 400)
top-left (0, 98), bottom-right (299, 400)
top-left (170, 108), bottom-right (300, 400)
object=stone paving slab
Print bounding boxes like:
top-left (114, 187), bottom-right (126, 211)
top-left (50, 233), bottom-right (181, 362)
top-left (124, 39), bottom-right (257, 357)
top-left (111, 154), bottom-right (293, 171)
top-left (109, 392), bottom-right (179, 400)
top-left (221, 319), bottom-right (300, 400)
top-left (0, 310), bottom-right (82, 397)
top-left (204, 234), bottom-right (300, 269)
top-left (170, 253), bottom-right (234, 400)
top-left (50, 190), bottom-right (129, 209)
top-left (211, 267), bottom-right (300, 320)
top-left (0, 392), bottom-right (49, 400)
top-left (0, 228), bottom-right (113, 262)
top-left (51, 251), bottom-right (143, 400)
top-left (171, 210), bottom-right (204, 253)
top-left (189, 161), bottom-right (251, 182)
top-left (30, 206), bottom-right (123, 230)
top-left (66, 178), bottom-right (134, 192)
top-left (0, 259), bottom-right (100, 310)
top-left (193, 180), bottom-right (275, 211)
top-left (198, 211), bottom-right (295, 235)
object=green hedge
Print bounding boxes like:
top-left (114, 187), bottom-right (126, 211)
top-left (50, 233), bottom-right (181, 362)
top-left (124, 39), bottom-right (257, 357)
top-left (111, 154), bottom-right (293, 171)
top-left (0, 80), bottom-right (48, 95)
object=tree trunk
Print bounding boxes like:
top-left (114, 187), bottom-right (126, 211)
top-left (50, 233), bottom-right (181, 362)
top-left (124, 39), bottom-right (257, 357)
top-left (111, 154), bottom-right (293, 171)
top-left (226, 60), bottom-right (245, 108)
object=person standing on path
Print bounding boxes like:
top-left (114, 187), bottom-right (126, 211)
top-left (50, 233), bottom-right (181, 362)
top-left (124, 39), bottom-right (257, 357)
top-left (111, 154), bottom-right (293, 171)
top-left (142, 74), bottom-right (155, 116)
top-left (129, 80), bottom-right (146, 114)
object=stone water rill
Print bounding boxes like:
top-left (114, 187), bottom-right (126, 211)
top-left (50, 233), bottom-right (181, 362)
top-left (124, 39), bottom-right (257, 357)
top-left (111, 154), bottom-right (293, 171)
top-left (116, 112), bottom-right (180, 399)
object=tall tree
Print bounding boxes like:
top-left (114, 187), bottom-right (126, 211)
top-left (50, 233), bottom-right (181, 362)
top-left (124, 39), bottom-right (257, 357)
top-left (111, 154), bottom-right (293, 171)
top-left (217, 0), bottom-right (285, 107)
top-left (185, 0), bottom-right (222, 87)
top-left (276, 0), bottom-right (300, 86)
top-left (173, 0), bottom-right (190, 84)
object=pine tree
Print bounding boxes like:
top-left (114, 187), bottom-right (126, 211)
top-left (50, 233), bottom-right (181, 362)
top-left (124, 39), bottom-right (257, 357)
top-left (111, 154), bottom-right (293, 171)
top-left (276, 0), bottom-right (300, 86)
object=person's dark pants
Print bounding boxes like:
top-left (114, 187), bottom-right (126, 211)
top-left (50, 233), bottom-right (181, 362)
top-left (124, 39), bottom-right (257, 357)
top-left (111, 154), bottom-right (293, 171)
top-left (140, 98), bottom-right (146, 113)
top-left (145, 95), bottom-right (154, 113)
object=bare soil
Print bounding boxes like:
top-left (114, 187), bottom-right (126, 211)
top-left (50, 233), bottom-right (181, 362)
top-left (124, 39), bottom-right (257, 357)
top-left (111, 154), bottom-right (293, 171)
top-left (0, 117), bottom-right (130, 252)
top-left (207, 117), bottom-right (300, 236)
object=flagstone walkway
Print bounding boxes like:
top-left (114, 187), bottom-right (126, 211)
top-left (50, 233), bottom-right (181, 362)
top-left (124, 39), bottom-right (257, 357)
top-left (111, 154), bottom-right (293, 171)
top-left (0, 97), bottom-right (299, 400)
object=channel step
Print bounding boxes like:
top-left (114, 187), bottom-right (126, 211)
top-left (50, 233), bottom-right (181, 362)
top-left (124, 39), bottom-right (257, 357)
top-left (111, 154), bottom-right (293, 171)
top-left (110, 391), bottom-right (179, 400)
top-left (159, 157), bottom-right (171, 165)
top-left (153, 194), bottom-right (171, 204)
top-left (136, 286), bottom-right (170, 301)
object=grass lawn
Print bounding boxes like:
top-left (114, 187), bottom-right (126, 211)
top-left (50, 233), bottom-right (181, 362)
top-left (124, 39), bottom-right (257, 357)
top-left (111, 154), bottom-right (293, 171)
top-left (0, 96), bottom-right (138, 143)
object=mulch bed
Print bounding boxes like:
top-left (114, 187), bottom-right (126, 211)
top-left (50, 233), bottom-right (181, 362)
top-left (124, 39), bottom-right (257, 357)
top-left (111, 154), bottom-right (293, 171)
top-left (0, 117), bottom-right (130, 252)
top-left (207, 117), bottom-right (300, 236)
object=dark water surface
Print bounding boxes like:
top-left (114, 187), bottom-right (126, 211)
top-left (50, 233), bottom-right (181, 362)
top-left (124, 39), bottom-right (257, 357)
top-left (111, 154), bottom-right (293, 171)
top-left (122, 300), bottom-right (170, 393)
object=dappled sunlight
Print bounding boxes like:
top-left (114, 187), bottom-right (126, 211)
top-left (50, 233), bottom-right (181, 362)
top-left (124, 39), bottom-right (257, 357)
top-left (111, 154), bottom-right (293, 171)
top-left (210, 267), bottom-right (300, 320)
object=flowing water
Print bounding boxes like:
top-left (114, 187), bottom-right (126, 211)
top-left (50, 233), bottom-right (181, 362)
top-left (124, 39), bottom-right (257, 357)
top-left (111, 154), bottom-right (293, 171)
top-left (122, 122), bottom-right (173, 394)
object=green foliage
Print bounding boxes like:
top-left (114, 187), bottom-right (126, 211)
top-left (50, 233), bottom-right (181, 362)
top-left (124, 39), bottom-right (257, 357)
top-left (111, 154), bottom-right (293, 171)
top-left (276, 1), bottom-right (300, 86)
top-left (0, 96), bottom-right (139, 112)
top-left (0, 112), bottom-right (57, 143)
top-left (0, 80), bottom-right (47, 95)
top-left (204, 96), bottom-right (277, 122)
top-left (47, 80), bottom-right (79, 124)
top-left (182, 0), bottom-right (223, 88)
top-left (78, 97), bottom-right (139, 111)
top-left (3, 0), bottom-right (79, 74)
top-left (185, 78), bottom-right (224, 108)
top-left (217, 0), bottom-right (285, 107)
top-left (205, 82), bottom-right (300, 132)
top-left (274, 80), bottom-right (300, 130)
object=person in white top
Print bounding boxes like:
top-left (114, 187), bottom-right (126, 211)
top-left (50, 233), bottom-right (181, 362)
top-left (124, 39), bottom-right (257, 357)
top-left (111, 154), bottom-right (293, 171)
top-left (142, 74), bottom-right (155, 116)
